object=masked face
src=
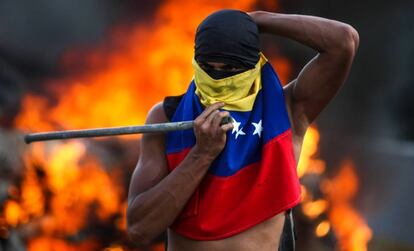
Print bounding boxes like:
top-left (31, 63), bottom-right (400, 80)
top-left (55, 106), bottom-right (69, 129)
top-left (197, 61), bottom-right (248, 80)
top-left (193, 9), bottom-right (263, 111)
top-left (192, 54), bottom-right (266, 112)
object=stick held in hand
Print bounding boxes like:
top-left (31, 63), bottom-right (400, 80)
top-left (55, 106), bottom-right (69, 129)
top-left (24, 116), bottom-right (233, 144)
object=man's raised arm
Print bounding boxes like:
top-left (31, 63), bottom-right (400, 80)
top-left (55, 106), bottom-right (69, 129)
top-left (249, 11), bottom-right (359, 135)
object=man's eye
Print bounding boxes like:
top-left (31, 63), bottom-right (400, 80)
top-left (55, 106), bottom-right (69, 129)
top-left (221, 65), bottom-right (235, 71)
top-left (199, 63), bottom-right (212, 71)
top-left (223, 65), bottom-right (247, 72)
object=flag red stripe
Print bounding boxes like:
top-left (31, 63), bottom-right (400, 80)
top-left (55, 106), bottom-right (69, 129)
top-left (166, 129), bottom-right (301, 240)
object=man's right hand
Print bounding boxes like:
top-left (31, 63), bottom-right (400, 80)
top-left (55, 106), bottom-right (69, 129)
top-left (193, 102), bottom-right (234, 160)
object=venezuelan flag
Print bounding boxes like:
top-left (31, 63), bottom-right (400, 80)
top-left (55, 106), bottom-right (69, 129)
top-left (166, 61), bottom-right (301, 240)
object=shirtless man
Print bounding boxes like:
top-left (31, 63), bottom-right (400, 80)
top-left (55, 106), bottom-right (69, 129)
top-left (127, 10), bottom-right (359, 251)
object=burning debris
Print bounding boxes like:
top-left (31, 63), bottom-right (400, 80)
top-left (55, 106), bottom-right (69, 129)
top-left (1, 140), bottom-right (129, 250)
top-left (298, 127), bottom-right (372, 251)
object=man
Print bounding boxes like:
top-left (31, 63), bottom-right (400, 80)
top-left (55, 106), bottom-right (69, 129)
top-left (127, 10), bottom-right (359, 251)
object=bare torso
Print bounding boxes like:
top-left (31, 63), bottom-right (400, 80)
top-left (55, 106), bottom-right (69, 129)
top-left (168, 213), bottom-right (286, 251)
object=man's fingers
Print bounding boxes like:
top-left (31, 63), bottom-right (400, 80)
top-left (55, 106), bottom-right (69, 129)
top-left (196, 102), bottom-right (225, 122)
top-left (212, 111), bottom-right (230, 130)
top-left (204, 110), bottom-right (219, 127)
top-left (221, 123), bottom-right (234, 132)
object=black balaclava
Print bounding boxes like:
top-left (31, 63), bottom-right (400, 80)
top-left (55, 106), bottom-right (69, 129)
top-left (194, 9), bottom-right (260, 79)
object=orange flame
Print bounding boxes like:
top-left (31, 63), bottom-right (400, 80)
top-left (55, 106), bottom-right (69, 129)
top-left (299, 127), bottom-right (372, 250)
top-left (297, 126), bottom-right (326, 177)
top-left (315, 220), bottom-right (331, 237)
top-left (321, 160), bottom-right (373, 251)
top-left (4, 141), bottom-right (124, 250)
top-left (28, 237), bottom-right (100, 251)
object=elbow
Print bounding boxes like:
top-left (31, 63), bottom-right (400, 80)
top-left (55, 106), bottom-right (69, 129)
top-left (342, 24), bottom-right (359, 53)
top-left (349, 25), bottom-right (360, 51)
top-left (126, 203), bottom-right (155, 246)
top-left (333, 24), bottom-right (360, 56)
top-left (127, 221), bottom-right (154, 246)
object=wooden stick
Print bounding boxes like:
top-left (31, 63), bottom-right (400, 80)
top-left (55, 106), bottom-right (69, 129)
top-left (24, 117), bottom-right (233, 144)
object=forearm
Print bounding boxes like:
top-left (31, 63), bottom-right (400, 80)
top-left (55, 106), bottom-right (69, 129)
top-left (249, 11), bottom-right (358, 53)
top-left (127, 146), bottom-right (214, 245)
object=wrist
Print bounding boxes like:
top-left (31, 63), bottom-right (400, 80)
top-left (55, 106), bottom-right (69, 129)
top-left (249, 11), bottom-right (285, 35)
top-left (191, 145), bottom-right (217, 163)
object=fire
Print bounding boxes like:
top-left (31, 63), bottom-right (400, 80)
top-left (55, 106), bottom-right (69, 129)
top-left (297, 126), bottom-right (326, 177)
top-left (4, 200), bottom-right (26, 227)
top-left (28, 237), bottom-right (100, 251)
top-left (315, 220), bottom-right (331, 237)
top-left (4, 141), bottom-right (124, 250)
top-left (302, 199), bottom-right (328, 219)
top-left (321, 160), bottom-right (373, 251)
top-left (299, 127), bottom-right (372, 250)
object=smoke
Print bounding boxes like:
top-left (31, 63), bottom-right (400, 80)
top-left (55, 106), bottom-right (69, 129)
top-left (0, 0), bottom-right (121, 77)
top-left (0, 58), bottom-right (24, 126)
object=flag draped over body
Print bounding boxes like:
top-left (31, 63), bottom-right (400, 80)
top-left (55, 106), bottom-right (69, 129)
top-left (166, 54), bottom-right (301, 240)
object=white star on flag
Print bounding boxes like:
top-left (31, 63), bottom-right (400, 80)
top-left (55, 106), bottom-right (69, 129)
top-left (252, 120), bottom-right (263, 137)
top-left (235, 127), bottom-right (246, 139)
top-left (231, 119), bottom-right (246, 139)
top-left (232, 120), bottom-right (241, 135)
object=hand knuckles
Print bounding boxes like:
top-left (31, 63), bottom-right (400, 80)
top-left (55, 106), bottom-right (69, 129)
top-left (201, 125), bottom-right (209, 131)
top-left (195, 117), bottom-right (202, 122)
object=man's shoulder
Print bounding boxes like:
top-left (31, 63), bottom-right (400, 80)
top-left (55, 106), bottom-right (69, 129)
top-left (146, 93), bottom-right (185, 124)
top-left (146, 102), bottom-right (168, 124)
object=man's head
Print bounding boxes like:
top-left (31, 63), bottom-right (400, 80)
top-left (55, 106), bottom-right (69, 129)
top-left (194, 9), bottom-right (260, 79)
